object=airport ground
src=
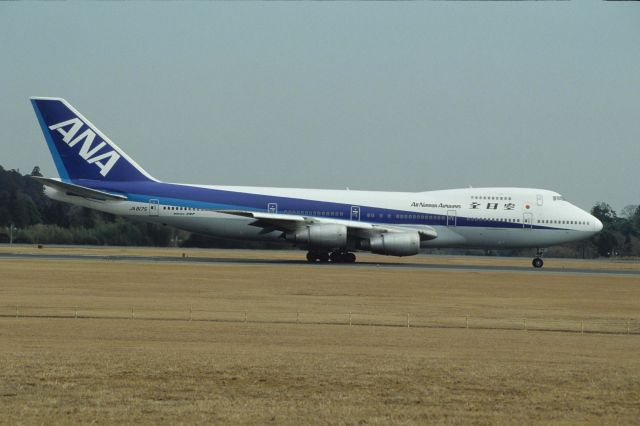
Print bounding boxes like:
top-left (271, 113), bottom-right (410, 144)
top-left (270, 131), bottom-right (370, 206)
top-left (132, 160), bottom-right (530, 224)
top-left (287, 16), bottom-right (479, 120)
top-left (1, 247), bottom-right (639, 424)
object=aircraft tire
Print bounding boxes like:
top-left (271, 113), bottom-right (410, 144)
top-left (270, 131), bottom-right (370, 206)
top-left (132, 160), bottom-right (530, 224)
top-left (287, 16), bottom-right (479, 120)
top-left (532, 257), bottom-right (544, 268)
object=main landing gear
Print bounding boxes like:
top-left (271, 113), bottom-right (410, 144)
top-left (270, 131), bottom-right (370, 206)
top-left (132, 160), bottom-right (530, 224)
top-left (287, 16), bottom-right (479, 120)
top-left (532, 248), bottom-right (544, 268)
top-left (306, 250), bottom-right (356, 264)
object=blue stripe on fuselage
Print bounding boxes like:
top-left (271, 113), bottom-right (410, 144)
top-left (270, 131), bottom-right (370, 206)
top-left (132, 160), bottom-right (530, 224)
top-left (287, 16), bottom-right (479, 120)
top-left (73, 179), bottom-right (564, 231)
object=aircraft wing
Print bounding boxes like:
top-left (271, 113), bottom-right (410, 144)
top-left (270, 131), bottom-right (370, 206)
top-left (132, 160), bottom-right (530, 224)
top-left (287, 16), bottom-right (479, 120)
top-left (31, 176), bottom-right (128, 201)
top-left (217, 210), bottom-right (438, 240)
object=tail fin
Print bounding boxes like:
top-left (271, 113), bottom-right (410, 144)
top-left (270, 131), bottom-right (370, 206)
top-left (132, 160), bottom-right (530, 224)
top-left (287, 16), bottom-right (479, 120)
top-left (31, 97), bottom-right (156, 182)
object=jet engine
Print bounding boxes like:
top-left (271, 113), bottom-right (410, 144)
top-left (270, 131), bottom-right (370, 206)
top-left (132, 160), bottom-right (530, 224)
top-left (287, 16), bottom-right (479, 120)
top-left (369, 232), bottom-right (420, 256)
top-left (287, 224), bottom-right (348, 249)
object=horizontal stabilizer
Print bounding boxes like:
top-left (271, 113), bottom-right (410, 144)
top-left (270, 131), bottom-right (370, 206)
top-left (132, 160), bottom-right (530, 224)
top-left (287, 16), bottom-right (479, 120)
top-left (31, 176), bottom-right (128, 201)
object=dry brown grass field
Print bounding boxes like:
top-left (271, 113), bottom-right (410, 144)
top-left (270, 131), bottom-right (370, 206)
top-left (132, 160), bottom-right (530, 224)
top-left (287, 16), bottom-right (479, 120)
top-left (1, 249), bottom-right (640, 424)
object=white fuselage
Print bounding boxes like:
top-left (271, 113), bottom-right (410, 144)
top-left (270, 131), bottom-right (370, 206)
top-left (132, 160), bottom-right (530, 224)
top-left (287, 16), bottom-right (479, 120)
top-left (46, 185), bottom-right (602, 250)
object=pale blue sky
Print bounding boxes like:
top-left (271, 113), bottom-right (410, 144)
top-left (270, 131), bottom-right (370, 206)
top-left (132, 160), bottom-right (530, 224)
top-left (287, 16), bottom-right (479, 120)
top-left (1, 3), bottom-right (638, 211)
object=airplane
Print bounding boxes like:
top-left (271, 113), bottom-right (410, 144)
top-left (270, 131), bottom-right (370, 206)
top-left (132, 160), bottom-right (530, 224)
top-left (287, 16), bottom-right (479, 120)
top-left (30, 97), bottom-right (603, 268)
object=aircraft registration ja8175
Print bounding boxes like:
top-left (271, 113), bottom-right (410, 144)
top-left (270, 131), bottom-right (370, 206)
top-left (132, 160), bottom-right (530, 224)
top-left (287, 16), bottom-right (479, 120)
top-left (30, 97), bottom-right (603, 268)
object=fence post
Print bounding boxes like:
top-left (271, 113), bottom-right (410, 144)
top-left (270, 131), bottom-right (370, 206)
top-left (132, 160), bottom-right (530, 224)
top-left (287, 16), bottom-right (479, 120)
top-left (190, 305), bottom-right (192, 322)
top-left (581, 320), bottom-right (584, 335)
top-left (296, 312), bottom-right (299, 324)
top-left (466, 314), bottom-right (469, 329)
top-left (15, 304), bottom-right (18, 319)
top-left (627, 319), bottom-right (630, 335)
top-left (244, 311), bottom-right (247, 323)
top-left (75, 305), bottom-right (78, 319)
top-left (524, 318), bottom-right (527, 331)
top-left (131, 306), bottom-right (134, 320)
top-left (407, 313), bottom-right (410, 328)
top-left (349, 311), bottom-right (352, 326)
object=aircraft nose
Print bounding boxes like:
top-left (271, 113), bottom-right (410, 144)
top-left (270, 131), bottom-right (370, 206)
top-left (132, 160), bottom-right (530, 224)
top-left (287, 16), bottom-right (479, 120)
top-left (592, 216), bottom-right (603, 233)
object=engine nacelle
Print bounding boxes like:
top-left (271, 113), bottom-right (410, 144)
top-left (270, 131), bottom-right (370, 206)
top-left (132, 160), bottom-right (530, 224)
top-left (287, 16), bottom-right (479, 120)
top-left (369, 232), bottom-right (420, 256)
top-left (288, 224), bottom-right (348, 249)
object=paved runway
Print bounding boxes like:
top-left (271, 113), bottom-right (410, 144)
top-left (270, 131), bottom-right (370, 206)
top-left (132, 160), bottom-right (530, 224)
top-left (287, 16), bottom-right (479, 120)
top-left (1, 252), bottom-right (638, 277)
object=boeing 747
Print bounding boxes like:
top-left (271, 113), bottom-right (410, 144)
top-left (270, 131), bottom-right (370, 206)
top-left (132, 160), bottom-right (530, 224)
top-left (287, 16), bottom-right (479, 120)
top-left (30, 97), bottom-right (603, 267)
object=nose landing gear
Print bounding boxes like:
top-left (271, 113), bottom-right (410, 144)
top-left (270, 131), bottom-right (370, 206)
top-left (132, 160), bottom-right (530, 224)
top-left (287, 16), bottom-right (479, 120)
top-left (532, 248), bottom-right (545, 268)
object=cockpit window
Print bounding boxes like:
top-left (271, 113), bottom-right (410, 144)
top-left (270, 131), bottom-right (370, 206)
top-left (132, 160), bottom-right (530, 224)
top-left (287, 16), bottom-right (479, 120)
top-left (553, 196), bottom-right (565, 201)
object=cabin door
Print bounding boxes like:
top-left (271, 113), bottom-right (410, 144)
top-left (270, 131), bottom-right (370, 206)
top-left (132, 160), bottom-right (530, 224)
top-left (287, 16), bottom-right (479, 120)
top-left (447, 210), bottom-right (457, 227)
top-left (523, 213), bottom-right (533, 229)
top-left (350, 206), bottom-right (361, 221)
top-left (149, 199), bottom-right (160, 217)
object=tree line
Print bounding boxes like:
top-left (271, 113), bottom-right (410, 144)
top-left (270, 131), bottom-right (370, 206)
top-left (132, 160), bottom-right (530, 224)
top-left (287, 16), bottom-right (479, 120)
top-left (0, 165), bottom-right (637, 257)
top-left (589, 202), bottom-right (640, 257)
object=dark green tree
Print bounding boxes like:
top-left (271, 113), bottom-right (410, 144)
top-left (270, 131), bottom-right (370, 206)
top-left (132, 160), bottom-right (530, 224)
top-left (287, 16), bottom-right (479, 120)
top-left (30, 166), bottom-right (43, 177)
top-left (633, 205), bottom-right (640, 234)
top-left (591, 202), bottom-right (617, 226)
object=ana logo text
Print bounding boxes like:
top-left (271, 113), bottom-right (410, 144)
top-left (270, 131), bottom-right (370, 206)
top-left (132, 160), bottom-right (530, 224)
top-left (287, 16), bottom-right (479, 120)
top-left (48, 118), bottom-right (120, 177)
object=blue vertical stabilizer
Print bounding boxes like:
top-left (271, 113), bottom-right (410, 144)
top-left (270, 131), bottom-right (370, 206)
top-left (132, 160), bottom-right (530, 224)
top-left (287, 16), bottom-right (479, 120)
top-left (31, 97), bottom-right (156, 183)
